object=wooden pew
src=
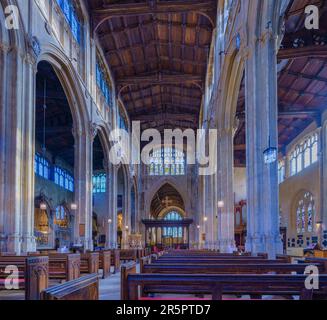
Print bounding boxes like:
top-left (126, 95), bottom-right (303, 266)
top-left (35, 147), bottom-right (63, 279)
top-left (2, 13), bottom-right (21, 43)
top-left (277, 254), bottom-right (292, 263)
top-left (41, 273), bottom-right (99, 300)
top-left (111, 249), bottom-right (120, 273)
top-left (48, 253), bottom-right (80, 281)
top-left (99, 250), bottom-right (111, 279)
top-left (301, 257), bottom-right (327, 272)
top-left (81, 252), bottom-right (99, 274)
top-left (141, 262), bottom-right (324, 275)
top-left (120, 249), bottom-right (138, 263)
top-left (0, 256), bottom-right (49, 300)
top-left (257, 253), bottom-right (268, 259)
top-left (121, 262), bottom-right (137, 300)
top-left (124, 273), bottom-right (327, 300)
top-left (153, 258), bottom-right (286, 265)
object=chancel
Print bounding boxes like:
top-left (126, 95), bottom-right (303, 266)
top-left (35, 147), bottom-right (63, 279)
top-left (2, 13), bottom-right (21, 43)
top-left (0, 0), bottom-right (327, 302)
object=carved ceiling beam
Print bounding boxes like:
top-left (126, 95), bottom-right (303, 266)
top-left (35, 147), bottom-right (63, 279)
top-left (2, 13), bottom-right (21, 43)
top-left (117, 73), bottom-right (203, 91)
top-left (132, 112), bottom-right (197, 122)
top-left (92, 0), bottom-right (216, 32)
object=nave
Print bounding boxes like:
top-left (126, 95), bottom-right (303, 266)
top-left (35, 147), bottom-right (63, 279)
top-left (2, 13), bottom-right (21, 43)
top-left (1, 0), bottom-right (327, 302)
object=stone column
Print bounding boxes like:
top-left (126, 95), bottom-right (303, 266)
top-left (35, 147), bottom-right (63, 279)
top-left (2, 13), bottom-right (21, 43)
top-left (73, 126), bottom-right (93, 251)
top-left (108, 164), bottom-right (118, 248)
top-left (244, 25), bottom-right (283, 258)
top-left (20, 51), bottom-right (38, 253)
top-left (318, 123), bottom-right (327, 248)
top-left (216, 128), bottom-right (236, 253)
top-left (0, 43), bottom-right (38, 254)
top-left (122, 174), bottom-right (131, 249)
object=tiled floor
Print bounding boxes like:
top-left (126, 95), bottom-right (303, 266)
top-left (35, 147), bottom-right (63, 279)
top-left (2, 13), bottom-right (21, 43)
top-left (99, 269), bottom-right (121, 300)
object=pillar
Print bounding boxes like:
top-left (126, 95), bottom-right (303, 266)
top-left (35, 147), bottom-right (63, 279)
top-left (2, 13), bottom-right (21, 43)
top-left (216, 128), bottom-right (236, 253)
top-left (107, 163), bottom-right (118, 248)
top-left (73, 126), bottom-right (93, 251)
top-left (244, 16), bottom-right (283, 258)
top-left (0, 43), bottom-right (37, 254)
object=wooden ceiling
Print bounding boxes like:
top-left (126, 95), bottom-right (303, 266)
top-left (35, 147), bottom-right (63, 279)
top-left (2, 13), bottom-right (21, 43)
top-left (150, 183), bottom-right (185, 217)
top-left (234, 0), bottom-right (327, 166)
top-left (88, 0), bottom-right (217, 131)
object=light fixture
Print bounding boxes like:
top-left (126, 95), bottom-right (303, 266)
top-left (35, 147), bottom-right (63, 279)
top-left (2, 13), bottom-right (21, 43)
top-left (203, 217), bottom-right (208, 222)
top-left (316, 221), bottom-right (323, 227)
top-left (108, 219), bottom-right (112, 224)
top-left (125, 225), bottom-right (129, 230)
top-left (71, 203), bottom-right (77, 210)
top-left (263, 136), bottom-right (277, 164)
top-left (218, 200), bottom-right (225, 208)
top-left (197, 225), bottom-right (200, 229)
top-left (40, 202), bottom-right (47, 210)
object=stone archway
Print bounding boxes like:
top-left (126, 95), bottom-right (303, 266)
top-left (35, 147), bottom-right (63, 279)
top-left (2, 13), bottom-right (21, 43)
top-left (36, 47), bottom-right (92, 249)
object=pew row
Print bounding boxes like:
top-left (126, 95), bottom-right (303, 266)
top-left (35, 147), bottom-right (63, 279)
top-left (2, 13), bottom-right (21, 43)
top-left (99, 250), bottom-right (111, 279)
top-left (41, 273), bottom-right (99, 300)
top-left (120, 249), bottom-right (138, 263)
top-left (111, 250), bottom-right (120, 274)
top-left (81, 252), bottom-right (99, 274)
top-left (0, 256), bottom-right (49, 300)
top-left (141, 262), bottom-right (324, 275)
top-left (124, 273), bottom-right (327, 300)
top-left (48, 253), bottom-right (80, 281)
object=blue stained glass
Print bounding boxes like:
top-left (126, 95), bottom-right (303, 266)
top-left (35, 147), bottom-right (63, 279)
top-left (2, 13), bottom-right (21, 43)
top-left (96, 62), bottom-right (112, 107)
top-left (149, 147), bottom-right (185, 176)
top-left (35, 154), bottom-right (50, 179)
top-left (56, 0), bottom-right (81, 43)
top-left (93, 174), bottom-right (107, 193)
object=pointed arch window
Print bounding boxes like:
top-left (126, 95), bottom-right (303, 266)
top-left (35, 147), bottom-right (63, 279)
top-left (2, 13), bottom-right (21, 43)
top-left (296, 192), bottom-right (315, 234)
top-left (290, 132), bottom-right (319, 176)
top-left (35, 154), bottom-right (50, 179)
top-left (93, 173), bottom-right (106, 193)
top-left (55, 205), bottom-right (69, 228)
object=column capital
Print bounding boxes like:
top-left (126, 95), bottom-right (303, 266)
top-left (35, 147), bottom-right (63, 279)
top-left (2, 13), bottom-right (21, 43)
top-left (0, 43), bottom-right (11, 54)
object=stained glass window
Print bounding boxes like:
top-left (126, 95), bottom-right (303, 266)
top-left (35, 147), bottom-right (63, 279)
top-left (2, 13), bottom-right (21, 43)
top-left (96, 62), bottom-right (112, 107)
top-left (55, 206), bottom-right (67, 221)
top-left (93, 174), bottom-right (106, 193)
top-left (278, 160), bottom-right (285, 184)
top-left (119, 111), bottom-right (128, 131)
top-left (54, 166), bottom-right (74, 192)
top-left (164, 211), bottom-right (183, 221)
top-left (162, 211), bottom-right (183, 238)
top-left (290, 133), bottom-right (319, 176)
top-left (149, 147), bottom-right (186, 176)
top-left (296, 192), bottom-right (315, 234)
top-left (35, 154), bottom-right (50, 179)
top-left (56, 0), bottom-right (81, 43)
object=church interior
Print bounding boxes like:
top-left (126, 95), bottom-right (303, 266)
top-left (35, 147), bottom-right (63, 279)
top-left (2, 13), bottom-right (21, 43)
top-left (1, 0), bottom-right (327, 301)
